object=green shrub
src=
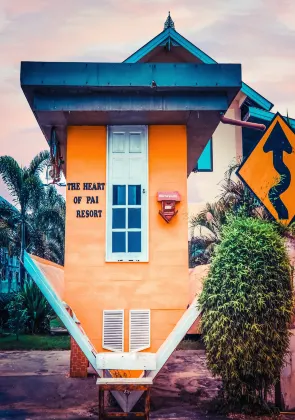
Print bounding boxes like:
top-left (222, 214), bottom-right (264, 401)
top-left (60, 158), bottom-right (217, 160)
top-left (6, 294), bottom-right (29, 340)
top-left (0, 292), bottom-right (16, 330)
top-left (199, 216), bottom-right (293, 413)
top-left (20, 280), bottom-right (53, 334)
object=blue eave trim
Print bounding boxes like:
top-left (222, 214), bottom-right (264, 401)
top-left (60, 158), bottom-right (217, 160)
top-left (248, 106), bottom-right (295, 128)
top-left (123, 29), bottom-right (170, 63)
top-left (33, 92), bottom-right (230, 112)
top-left (21, 62), bottom-right (241, 89)
top-left (169, 29), bottom-right (217, 64)
top-left (124, 28), bottom-right (273, 112)
top-left (242, 84), bottom-right (273, 111)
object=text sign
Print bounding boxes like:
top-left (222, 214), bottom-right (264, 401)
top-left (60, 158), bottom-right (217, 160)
top-left (237, 113), bottom-right (295, 225)
top-left (68, 182), bottom-right (105, 191)
top-left (68, 182), bottom-right (105, 218)
top-left (157, 191), bottom-right (181, 202)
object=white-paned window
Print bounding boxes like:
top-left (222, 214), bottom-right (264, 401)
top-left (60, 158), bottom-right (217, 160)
top-left (103, 310), bottom-right (124, 352)
top-left (129, 309), bottom-right (151, 352)
top-left (106, 126), bottom-right (148, 262)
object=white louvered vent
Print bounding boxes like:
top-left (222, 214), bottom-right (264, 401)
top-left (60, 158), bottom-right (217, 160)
top-left (129, 309), bottom-right (151, 352)
top-left (103, 310), bottom-right (124, 352)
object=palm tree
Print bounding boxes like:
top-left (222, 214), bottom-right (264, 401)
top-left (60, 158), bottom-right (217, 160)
top-left (189, 201), bottom-right (227, 266)
top-left (189, 163), bottom-right (272, 267)
top-left (219, 162), bottom-right (271, 220)
top-left (0, 151), bottom-right (49, 286)
top-left (27, 185), bottom-right (65, 265)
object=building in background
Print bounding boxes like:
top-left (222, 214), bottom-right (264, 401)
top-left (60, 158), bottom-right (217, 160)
top-left (0, 197), bottom-right (20, 293)
top-left (0, 247), bottom-right (19, 293)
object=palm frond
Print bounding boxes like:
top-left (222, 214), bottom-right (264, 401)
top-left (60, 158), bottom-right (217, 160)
top-left (0, 156), bottom-right (22, 204)
top-left (21, 175), bottom-right (44, 212)
top-left (223, 160), bottom-right (241, 182)
top-left (27, 150), bottom-right (50, 176)
top-left (44, 237), bottom-right (64, 265)
top-left (0, 200), bottom-right (20, 224)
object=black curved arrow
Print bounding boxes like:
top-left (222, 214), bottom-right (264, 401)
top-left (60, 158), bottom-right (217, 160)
top-left (263, 121), bottom-right (292, 220)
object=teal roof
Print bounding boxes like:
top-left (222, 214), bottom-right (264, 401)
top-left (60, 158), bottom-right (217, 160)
top-left (124, 27), bottom-right (273, 112)
top-left (248, 107), bottom-right (295, 128)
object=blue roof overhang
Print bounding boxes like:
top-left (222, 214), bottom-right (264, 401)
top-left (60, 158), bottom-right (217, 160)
top-left (21, 62), bottom-right (241, 174)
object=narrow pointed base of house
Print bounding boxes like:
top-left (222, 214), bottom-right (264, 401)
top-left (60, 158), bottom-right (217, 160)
top-left (70, 338), bottom-right (89, 378)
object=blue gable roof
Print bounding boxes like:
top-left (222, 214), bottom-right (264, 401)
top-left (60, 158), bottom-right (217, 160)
top-left (124, 27), bottom-right (273, 112)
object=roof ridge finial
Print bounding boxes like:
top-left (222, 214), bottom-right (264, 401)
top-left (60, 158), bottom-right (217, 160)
top-left (164, 11), bottom-right (175, 30)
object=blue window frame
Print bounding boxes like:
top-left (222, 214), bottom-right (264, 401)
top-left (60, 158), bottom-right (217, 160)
top-left (111, 184), bottom-right (142, 254)
top-left (195, 138), bottom-right (213, 172)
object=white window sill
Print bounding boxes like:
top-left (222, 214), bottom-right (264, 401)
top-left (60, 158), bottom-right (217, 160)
top-left (105, 258), bottom-right (149, 263)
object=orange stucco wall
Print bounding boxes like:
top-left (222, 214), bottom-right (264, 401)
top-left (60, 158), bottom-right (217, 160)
top-left (65, 125), bottom-right (189, 353)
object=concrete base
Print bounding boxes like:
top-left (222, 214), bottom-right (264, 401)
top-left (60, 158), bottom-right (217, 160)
top-left (0, 349), bottom-right (222, 420)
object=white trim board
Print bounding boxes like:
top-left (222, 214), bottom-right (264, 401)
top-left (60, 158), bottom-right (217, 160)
top-left (96, 352), bottom-right (156, 370)
top-left (96, 377), bottom-right (153, 385)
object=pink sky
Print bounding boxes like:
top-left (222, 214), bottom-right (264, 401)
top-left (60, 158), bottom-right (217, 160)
top-left (0, 0), bottom-right (295, 202)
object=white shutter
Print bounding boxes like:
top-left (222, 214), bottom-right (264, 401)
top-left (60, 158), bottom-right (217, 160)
top-left (129, 309), bottom-right (151, 352)
top-left (103, 310), bottom-right (124, 352)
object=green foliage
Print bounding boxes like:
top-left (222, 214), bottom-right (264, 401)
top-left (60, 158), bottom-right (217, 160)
top-left (27, 184), bottom-right (65, 265)
top-left (20, 279), bottom-right (53, 334)
top-left (0, 152), bottom-right (66, 289)
top-left (0, 292), bottom-right (15, 328)
top-left (189, 162), bottom-right (292, 267)
top-left (199, 216), bottom-right (293, 413)
top-left (189, 201), bottom-right (227, 267)
top-left (50, 316), bottom-right (65, 329)
top-left (0, 292), bottom-right (15, 310)
top-left (6, 294), bottom-right (29, 340)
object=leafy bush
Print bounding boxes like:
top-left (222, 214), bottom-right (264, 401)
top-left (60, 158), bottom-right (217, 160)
top-left (0, 292), bottom-right (15, 329)
top-left (199, 216), bottom-right (293, 413)
top-left (20, 280), bottom-right (53, 334)
top-left (6, 294), bottom-right (29, 340)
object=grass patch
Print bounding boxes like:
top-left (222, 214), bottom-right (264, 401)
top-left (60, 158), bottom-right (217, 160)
top-left (0, 333), bottom-right (70, 350)
top-left (50, 317), bottom-right (65, 329)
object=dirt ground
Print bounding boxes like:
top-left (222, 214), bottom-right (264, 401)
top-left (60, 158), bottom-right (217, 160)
top-left (0, 349), bottom-right (226, 419)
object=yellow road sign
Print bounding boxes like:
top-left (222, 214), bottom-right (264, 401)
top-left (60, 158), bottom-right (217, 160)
top-left (237, 113), bottom-right (295, 225)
